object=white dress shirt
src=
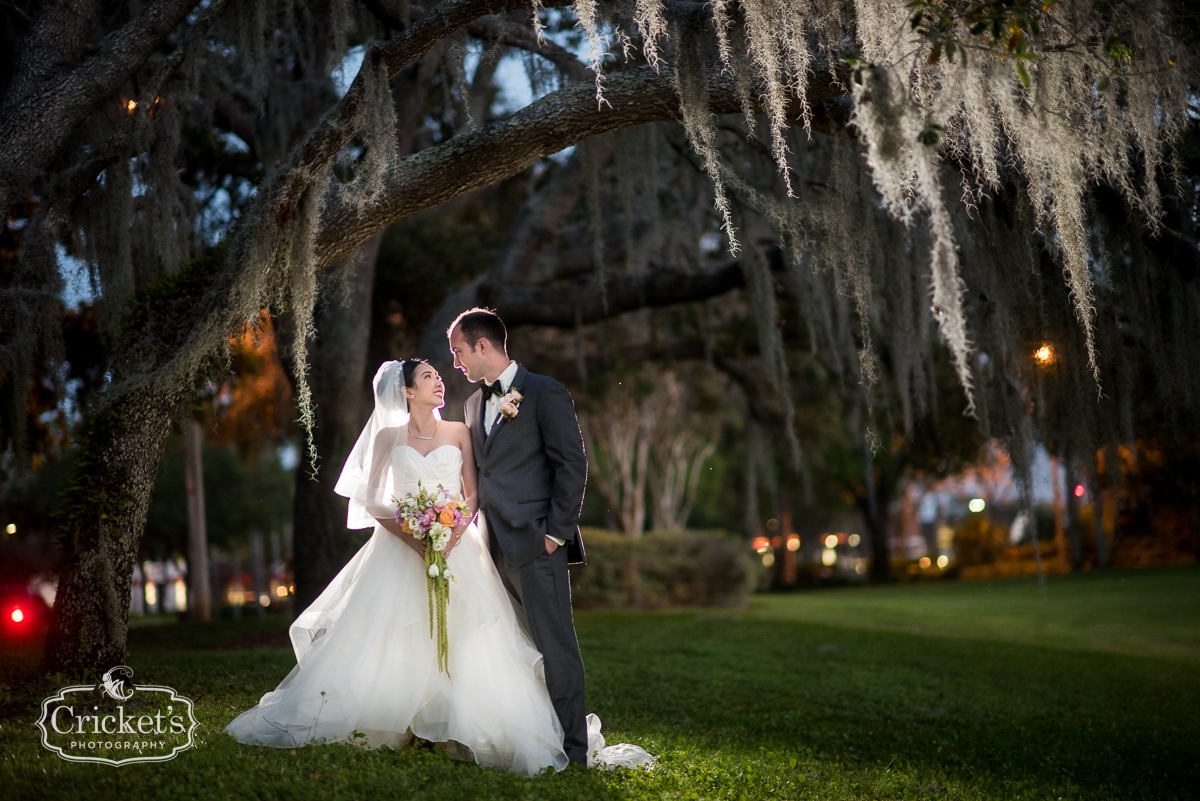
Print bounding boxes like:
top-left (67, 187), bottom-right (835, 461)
top-left (483, 360), bottom-right (519, 434)
top-left (482, 361), bottom-right (564, 548)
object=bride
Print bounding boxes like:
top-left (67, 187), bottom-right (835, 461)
top-left (225, 359), bottom-right (570, 774)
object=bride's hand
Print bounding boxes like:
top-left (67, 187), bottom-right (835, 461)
top-left (442, 524), bottom-right (467, 558)
top-left (377, 517), bottom-right (426, 557)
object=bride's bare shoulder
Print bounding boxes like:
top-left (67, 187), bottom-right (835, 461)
top-left (442, 421), bottom-right (471, 443)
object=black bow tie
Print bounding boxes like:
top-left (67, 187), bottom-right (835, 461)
top-left (483, 380), bottom-right (505, 399)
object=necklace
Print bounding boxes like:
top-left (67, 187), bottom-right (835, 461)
top-left (409, 419), bottom-right (439, 440)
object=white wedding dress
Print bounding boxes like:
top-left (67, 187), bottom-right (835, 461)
top-left (225, 444), bottom-right (570, 775)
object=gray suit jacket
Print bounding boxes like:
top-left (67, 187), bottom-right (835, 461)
top-left (465, 365), bottom-right (588, 566)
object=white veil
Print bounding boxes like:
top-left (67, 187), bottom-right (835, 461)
top-left (290, 361), bottom-right (414, 661)
top-left (334, 360), bottom-right (412, 529)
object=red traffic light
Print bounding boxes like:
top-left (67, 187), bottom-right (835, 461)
top-left (10, 607), bottom-right (24, 623)
top-left (1074, 484), bottom-right (1085, 498)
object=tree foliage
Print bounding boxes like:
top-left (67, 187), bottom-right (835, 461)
top-left (0, 0), bottom-right (1197, 672)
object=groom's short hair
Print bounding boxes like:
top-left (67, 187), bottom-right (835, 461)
top-left (450, 308), bottom-right (507, 353)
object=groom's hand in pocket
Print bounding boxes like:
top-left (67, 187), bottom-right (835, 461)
top-left (544, 536), bottom-right (559, 555)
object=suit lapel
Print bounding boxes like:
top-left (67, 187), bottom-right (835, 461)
top-left (484, 365), bottom-right (528, 454)
top-left (468, 389), bottom-right (486, 458)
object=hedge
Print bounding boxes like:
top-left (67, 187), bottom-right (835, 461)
top-left (567, 528), bottom-right (754, 609)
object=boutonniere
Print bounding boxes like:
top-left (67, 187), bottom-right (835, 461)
top-left (498, 387), bottom-right (523, 421)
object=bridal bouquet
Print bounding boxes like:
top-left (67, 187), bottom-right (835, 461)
top-left (394, 481), bottom-right (468, 674)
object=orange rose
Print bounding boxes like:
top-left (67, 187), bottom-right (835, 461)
top-left (438, 508), bottom-right (455, 526)
top-left (401, 519), bottom-right (413, 534)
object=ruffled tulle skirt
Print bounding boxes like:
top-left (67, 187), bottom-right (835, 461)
top-left (225, 519), bottom-right (569, 776)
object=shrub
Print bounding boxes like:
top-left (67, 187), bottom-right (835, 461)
top-left (568, 528), bottom-right (754, 609)
top-left (954, 514), bottom-right (1008, 567)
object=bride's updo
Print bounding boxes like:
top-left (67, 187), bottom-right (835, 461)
top-left (401, 358), bottom-right (430, 388)
top-left (373, 359), bottom-right (433, 413)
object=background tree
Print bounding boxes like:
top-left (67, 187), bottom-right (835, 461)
top-left (0, 0), bottom-right (1195, 675)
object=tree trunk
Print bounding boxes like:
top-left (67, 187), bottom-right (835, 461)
top-left (287, 234), bottom-right (382, 616)
top-left (42, 383), bottom-right (183, 676)
top-left (744, 420), bottom-right (761, 539)
top-left (780, 498), bottom-right (797, 585)
top-left (250, 530), bottom-right (267, 618)
top-left (630, 437), bottom-right (649, 539)
top-left (184, 418), bottom-right (211, 622)
top-left (1050, 454), bottom-right (1068, 572)
top-left (863, 444), bottom-right (890, 582)
top-left (865, 507), bottom-right (890, 581)
top-left (1091, 468), bottom-right (1109, 568)
top-left (1065, 454), bottom-right (1084, 572)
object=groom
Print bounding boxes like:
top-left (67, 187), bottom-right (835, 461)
top-left (448, 308), bottom-right (589, 766)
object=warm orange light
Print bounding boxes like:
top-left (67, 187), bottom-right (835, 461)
top-left (752, 536), bottom-right (771, 554)
top-left (1033, 344), bottom-right (1053, 364)
top-left (125, 99), bottom-right (138, 113)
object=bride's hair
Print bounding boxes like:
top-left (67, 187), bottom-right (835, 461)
top-left (401, 358), bottom-right (430, 388)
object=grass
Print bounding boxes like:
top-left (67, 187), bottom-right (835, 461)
top-left (751, 563), bottom-right (1200, 662)
top-left (1, 564), bottom-right (1196, 800)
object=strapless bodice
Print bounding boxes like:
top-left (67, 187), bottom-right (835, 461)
top-left (393, 444), bottom-right (463, 498)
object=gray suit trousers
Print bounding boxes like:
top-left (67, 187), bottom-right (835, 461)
top-left (487, 529), bottom-right (588, 766)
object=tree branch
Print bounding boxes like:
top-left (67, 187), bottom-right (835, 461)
top-left (485, 261), bottom-right (748, 327)
top-left (466, 15), bottom-right (589, 82)
top-left (0, 0), bottom-right (205, 218)
top-left (47, 0), bottom-right (231, 213)
top-left (317, 59), bottom-right (851, 268)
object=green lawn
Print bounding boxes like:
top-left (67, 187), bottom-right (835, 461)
top-left (1, 564), bottom-right (1196, 800)
top-left (751, 563), bottom-right (1200, 662)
